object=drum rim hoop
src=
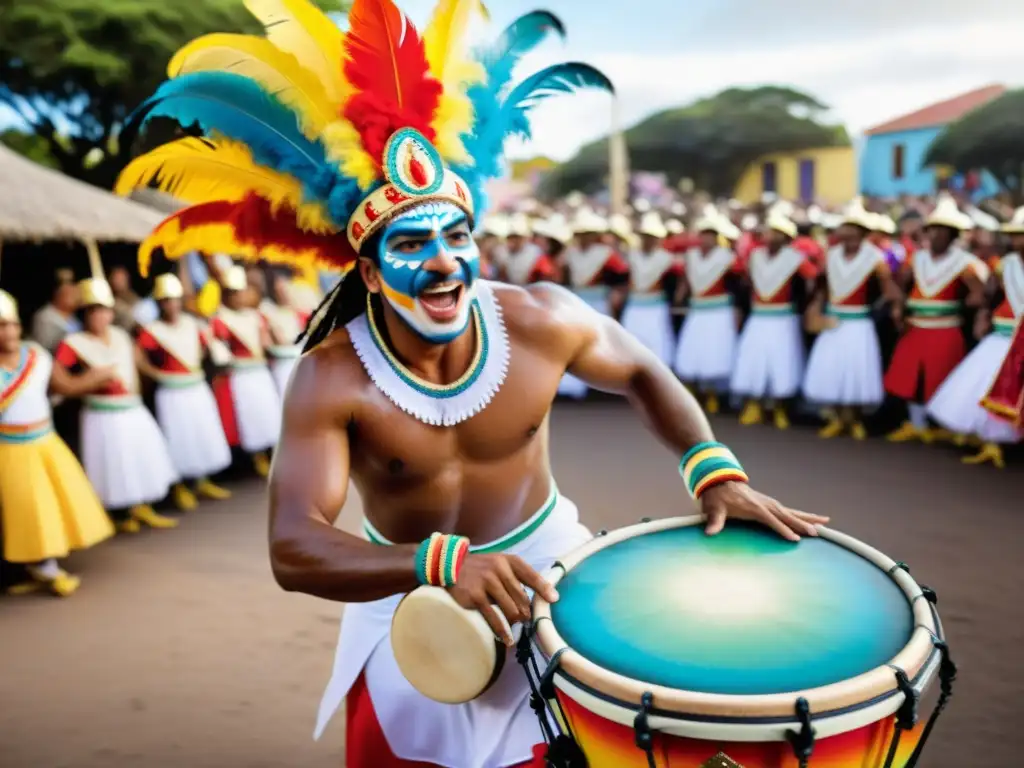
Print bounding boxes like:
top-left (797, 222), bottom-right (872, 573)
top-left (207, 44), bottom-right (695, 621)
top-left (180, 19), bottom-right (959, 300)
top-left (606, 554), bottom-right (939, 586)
top-left (532, 516), bottom-right (939, 719)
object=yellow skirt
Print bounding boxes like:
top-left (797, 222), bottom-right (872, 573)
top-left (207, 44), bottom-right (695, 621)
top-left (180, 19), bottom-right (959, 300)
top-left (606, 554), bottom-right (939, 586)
top-left (0, 431), bottom-right (115, 563)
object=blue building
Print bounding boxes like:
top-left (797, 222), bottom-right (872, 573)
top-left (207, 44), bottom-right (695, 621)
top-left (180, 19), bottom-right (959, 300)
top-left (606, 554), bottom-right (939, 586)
top-left (859, 84), bottom-right (1005, 200)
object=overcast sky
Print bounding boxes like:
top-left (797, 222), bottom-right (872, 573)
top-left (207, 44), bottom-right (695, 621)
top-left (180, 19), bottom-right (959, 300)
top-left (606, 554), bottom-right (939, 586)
top-left (3, 0), bottom-right (1022, 164)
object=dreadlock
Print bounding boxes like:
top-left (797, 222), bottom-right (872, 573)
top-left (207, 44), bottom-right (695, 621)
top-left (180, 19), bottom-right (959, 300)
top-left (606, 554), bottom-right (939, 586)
top-left (298, 232), bottom-right (382, 352)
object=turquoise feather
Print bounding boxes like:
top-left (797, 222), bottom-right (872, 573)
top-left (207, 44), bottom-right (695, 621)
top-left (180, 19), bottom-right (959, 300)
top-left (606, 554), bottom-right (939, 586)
top-left (503, 62), bottom-right (615, 140)
top-left (476, 11), bottom-right (565, 95)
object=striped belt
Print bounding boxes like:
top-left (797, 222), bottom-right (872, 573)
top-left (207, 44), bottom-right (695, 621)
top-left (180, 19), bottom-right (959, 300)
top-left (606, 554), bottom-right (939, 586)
top-left (268, 345), bottom-right (301, 359)
top-left (85, 395), bottom-right (142, 412)
top-left (363, 485), bottom-right (559, 554)
top-left (993, 318), bottom-right (1018, 337)
top-left (230, 358), bottom-right (268, 370)
top-left (628, 292), bottom-right (668, 306)
top-left (0, 418), bottom-right (52, 444)
top-left (690, 295), bottom-right (732, 309)
top-left (751, 302), bottom-right (795, 316)
top-left (572, 286), bottom-right (608, 302)
top-left (827, 305), bottom-right (871, 319)
top-left (907, 299), bottom-right (961, 328)
top-left (158, 372), bottom-right (206, 388)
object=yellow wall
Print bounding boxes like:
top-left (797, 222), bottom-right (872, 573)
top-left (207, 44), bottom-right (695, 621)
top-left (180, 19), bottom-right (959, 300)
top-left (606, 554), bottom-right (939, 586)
top-left (732, 146), bottom-right (857, 205)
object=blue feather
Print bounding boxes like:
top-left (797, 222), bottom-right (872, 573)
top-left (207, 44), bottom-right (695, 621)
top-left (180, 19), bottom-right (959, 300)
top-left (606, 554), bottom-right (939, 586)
top-left (476, 11), bottom-right (565, 96)
top-left (503, 63), bottom-right (615, 141)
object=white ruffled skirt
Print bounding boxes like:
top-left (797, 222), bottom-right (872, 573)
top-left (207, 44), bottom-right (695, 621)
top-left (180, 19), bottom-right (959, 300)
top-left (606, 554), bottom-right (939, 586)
top-left (802, 317), bottom-right (885, 407)
top-left (230, 366), bottom-right (282, 453)
top-left (730, 312), bottom-right (805, 399)
top-left (558, 289), bottom-right (609, 399)
top-left (155, 381), bottom-right (232, 480)
top-left (81, 401), bottom-right (179, 509)
top-left (621, 296), bottom-right (675, 365)
top-left (927, 333), bottom-right (1022, 442)
top-left (673, 304), bottom-right (737, 387)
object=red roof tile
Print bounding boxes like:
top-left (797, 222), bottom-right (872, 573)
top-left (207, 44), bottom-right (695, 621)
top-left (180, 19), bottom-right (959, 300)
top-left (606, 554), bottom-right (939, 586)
top-left (864, 85), bottom-right (1006, 136)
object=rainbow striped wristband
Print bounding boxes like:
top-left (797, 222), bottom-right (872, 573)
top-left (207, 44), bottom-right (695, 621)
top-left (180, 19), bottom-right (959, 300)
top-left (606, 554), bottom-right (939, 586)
top-left (679, 441), bottom-right (749, 500)
top-left (415, 533), bottom-right (471, 587)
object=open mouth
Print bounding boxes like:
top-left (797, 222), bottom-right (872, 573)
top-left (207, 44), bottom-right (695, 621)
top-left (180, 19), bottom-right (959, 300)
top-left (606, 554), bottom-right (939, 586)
top-left (417, 281), bottom-right (465, 322)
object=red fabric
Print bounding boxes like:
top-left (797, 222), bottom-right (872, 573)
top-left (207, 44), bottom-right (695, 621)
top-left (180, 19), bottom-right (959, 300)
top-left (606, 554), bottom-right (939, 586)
top-left (531, 254), bottom-right (558, 282)
top-left (136, 329), bottom-right (193, 374)
top-left (212, 374), bottom-right (240, 447)
top-left (793, 236), bottom-right (825, 269)
top-left (211, 316), bottom-right (263, 359)
top-left (603, 251), bottom-right (630, 275)
top-left (53, 340), bottom-right (132, 395)
top-left (884, 326), bottom-right (966, 402)
top-left (983, 320), bottom-right (1024, 426)
top-left (54, 341), bottom-right (78, 369)
top-left (345, 672), bottom-right (547, 768)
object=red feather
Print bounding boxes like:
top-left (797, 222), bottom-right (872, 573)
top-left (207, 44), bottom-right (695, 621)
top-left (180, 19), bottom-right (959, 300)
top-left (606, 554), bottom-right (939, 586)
top-left (342, 0), bottom-right (442, 163)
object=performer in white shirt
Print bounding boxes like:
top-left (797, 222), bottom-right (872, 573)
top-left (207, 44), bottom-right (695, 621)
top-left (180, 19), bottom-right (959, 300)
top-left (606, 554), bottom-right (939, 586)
top-left (259, 271), bottom-right (309, 396)
top-left (620, 211), bottom-right (681, 365)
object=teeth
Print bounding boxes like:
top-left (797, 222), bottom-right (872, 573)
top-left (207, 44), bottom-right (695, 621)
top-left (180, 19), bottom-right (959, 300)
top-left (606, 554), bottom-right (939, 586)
top-left (423, 283), bottom-right (459, 294)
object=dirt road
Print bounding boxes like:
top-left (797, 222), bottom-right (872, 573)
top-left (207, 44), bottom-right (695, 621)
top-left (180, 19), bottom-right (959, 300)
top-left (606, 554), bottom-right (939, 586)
top-left (1, 402), bottom-right (1021, 767)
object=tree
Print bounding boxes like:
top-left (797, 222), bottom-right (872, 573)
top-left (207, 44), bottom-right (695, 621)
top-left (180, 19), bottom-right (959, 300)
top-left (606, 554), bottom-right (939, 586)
top-left (0, 0), bottom-right (348, 189)
top-left (925, 88), bottom-right (1024, 202)
top-left (0, 130), bottom-right (60, 168)
top-left (542, 86), bottom-right (849, 198)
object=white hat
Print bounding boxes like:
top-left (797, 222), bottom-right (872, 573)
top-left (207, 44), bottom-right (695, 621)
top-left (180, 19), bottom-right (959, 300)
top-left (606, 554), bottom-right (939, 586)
top-left (872, 214), bottom-right (897, 235)
top-left (0, 289), bottom-right (19, 323)
top-left (607, 213), bottom-right (633, 241)
top-left (765, 212), bottom-right (797, 239)
top-left (570, 207), bottom-right (608, 234)
top-left (719, 219), bottom-right (741, 241)
top-left (665, 218), bottom-right (685, 235)
top-left (806, 205), bottom-right (823, 224)
top-left (741, 213), bottom-right (760, 231)
top-left (925, 194), bottom-right (972, 231)
top-left (1002, 206), bottom-right (1024, 234)
top-left (694, 204), bottom-right (725, 234)
top-left (78, 277), bottom-right (115, 308)
top-left (839, 197), bottom-right (875, 230)
top-left (767, 200), bottom-right (795, 219)
top-left (222, 265), bottom-right (248, 292)
top-left (534, 217), bottom-right (572, 245)
top-left (637, 211), bottom-right (668, 239)
top-left (506, 212), bottom-right (532, 238)
top-left (632, 198), bottom-right (652, 213)
top-left (479, 213), bottom-right (509, 238)
top-left (670, 201), bottom-right (686, 216)
top-left (967, 206), bottom-right (999, 232)
top-left (152, 273), bottom-right (184, 301)
top-left (565, 191), bottom-right (586, 208)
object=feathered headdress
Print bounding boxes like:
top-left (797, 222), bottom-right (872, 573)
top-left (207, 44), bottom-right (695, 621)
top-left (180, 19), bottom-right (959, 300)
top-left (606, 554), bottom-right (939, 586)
top-left (116, 0), bottom-right (614, 277)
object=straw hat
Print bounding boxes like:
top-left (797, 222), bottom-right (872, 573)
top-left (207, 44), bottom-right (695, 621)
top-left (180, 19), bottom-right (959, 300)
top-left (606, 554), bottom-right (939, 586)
top-left (479, 213), bottom-right (509, 238)
top-left (78, 277), bottom-right (115, 309)
top-left (766, 200), bottom-right (795, 219)
top-left (765, 213), bottom-right (797, 239)
top-left (152, 273), bottom-right (185, 301)
top-left (666, 218), bottom-right (685, 235)
top-left (925, 194), bottom-right (972, 231)
top-left (873, 214), bottom-right (897, 235)
top-left (633, 198), bottom-right (652, 213)
top-left (719, 217), bottom-right (741, 241)
top-left (607, 213), bottom-right (633, 242)
top-left (0, 289), bottom-right (19, 322)
top-left (1002, 206), bottom-right (1024, 234)
top-left (740, 213), bottom-right (760, 231)
top-left (565, 191), bottom-right (586, 208)
top-left (637, 211), bottom-right (668, 239)
top-left (533, 217), bottom-right (572, 245)
top-left (967, 206), bottom-right (999, 232)
top-left (694, 205), bottom-right (725, 234)
top-left (506, 212), bottom-right (532, 238)
top-left (222, 265), bottom-right (248, 292)
top-left (570, 207), bottom-right (608, 234)
top-left (839, 197), bottom-right (875, 230)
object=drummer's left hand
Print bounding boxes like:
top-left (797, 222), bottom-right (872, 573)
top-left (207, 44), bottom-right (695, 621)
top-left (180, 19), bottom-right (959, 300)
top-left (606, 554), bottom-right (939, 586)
top-left (701, 481), bottom-right (829, 542)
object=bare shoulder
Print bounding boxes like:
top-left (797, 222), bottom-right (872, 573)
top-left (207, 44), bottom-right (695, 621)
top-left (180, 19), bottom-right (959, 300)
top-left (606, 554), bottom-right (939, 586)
top-left (490, 281), bottom-right (596, 360)
top-left (285, 327), bottom-right (371, 423)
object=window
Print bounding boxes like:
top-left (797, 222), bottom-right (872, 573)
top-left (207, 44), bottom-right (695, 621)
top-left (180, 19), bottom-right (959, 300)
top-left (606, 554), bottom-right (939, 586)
top-left (892, 144), bottom-right (905, 180)
top-left (761, 161), bottom-right (777, 194)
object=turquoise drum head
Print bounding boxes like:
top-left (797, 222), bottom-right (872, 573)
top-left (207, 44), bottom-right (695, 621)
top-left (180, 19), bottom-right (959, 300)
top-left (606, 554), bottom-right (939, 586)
top-left (549, 522), bottom-right (914, 695)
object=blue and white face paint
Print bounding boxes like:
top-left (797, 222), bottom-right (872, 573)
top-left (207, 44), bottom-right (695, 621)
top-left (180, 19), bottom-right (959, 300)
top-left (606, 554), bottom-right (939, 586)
top-left (375, 201), bottom-right (480, 344)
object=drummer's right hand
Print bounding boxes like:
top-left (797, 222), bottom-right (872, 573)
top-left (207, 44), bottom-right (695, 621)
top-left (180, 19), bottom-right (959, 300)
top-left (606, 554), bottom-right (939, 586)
top-left (449, 553), bottom-right (559, 647)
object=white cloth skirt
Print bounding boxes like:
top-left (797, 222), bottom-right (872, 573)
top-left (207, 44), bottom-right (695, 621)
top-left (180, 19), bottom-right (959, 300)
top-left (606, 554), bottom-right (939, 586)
top-left (270, 356), bottom-right (298, 397)
top-left (927, 333), bottom-right (1022, 443)
top-left (314, 494), bottom-right (592, 768)
top-left (155, 382), bottom-right (232, 479)
top-left (673, 305), bottom-right (737, 386)
top-left (802, 317), bottom-right (885, 407)
top-left (81, 403), bottom-right (179, 509)
top-left (621, 297), bottom-right (674, 365)
top-left (230, 366), bottom-right (282, 453)
top-left (731, 313), bottom-right (805, 399)
top-left (558, 289), bottom-right (609, 399)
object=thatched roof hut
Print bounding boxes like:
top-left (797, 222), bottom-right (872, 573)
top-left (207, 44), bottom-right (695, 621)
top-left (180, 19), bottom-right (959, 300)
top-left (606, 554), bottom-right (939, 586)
top-left (0, 143), bottom-right (162, 244)
top-left (128, 188), bottom-right (186, 215)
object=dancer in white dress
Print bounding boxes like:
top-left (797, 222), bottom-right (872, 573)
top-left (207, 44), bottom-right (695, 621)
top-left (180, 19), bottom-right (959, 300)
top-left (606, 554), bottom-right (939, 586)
top-left (493, 213), bottom-right (557, 287)
top-left (803, 201), bottom-right (898, 440)
top-left (927, 213), bottom-right (1024, 468)
top-left (210, 265), bottom-right (282, 478)
top-left (731, 213), bottom-right (818, 429)
top-left (557, 208), bottom-right (630, 399)
top-left (621, 211), bottom-right (681, 365)
top-left (672, 208), bottom-right (743, 413)
top-left (55, 278), bottom-right (180, 533)
top-left (260, 272), bottom-right (309, 397)
top-left (136, 273), bottom-right (233, 508)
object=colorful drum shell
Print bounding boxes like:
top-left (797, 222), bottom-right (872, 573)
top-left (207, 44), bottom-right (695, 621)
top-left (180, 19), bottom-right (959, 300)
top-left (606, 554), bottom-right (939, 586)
top-left (530, 516), bottom-right (943, 768)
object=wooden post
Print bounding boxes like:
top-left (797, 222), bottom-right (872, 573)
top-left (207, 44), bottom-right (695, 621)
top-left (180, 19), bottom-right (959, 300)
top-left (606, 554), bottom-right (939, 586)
top-left (608, 97), bottom-right (629, 216)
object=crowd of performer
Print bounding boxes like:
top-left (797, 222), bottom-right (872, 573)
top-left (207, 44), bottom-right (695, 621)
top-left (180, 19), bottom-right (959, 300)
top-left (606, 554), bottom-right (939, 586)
top-left (0, 259), bottom-right (310, 597)
top-left (478, 193), bottom-right (1023, 463)
top-left (1, 192), bottom-right (1021, 600)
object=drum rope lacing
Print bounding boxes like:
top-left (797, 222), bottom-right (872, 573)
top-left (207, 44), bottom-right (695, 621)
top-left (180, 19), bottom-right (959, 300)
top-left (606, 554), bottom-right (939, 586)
top-left (520, 550), bottom-right (957, 767)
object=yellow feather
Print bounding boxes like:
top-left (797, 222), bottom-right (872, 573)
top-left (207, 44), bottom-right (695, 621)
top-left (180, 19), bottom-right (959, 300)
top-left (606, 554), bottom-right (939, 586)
top-left (321, 120), bottom-right (380, 190)
top-left (115, 138), bottom-right (338, 234)
top-left (167, 33), bottom-right (335, 138)
top-left (243, 0), bottom-right (347, 106)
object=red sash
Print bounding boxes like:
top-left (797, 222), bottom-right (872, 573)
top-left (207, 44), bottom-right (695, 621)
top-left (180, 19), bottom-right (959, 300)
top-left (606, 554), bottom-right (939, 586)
top-left (0, 346), bottom-right (38, 412)
top-left (982, 318), bottom-right (1024, 426)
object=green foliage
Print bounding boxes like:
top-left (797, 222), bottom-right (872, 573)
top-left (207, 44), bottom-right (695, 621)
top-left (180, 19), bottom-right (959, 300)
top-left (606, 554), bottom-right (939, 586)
top-left (925, 89), bottom-right (1024, 195)
top-left (542, 86), bottom-right (849, 198)
top-left (0, 0), bottom-right (349, 188)
top-left (0, 130), bottom-right (60, 168)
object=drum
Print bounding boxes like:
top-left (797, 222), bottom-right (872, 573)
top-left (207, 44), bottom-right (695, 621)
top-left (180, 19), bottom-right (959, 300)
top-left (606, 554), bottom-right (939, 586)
top-left (521, 517), bottom-right (956, 768)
